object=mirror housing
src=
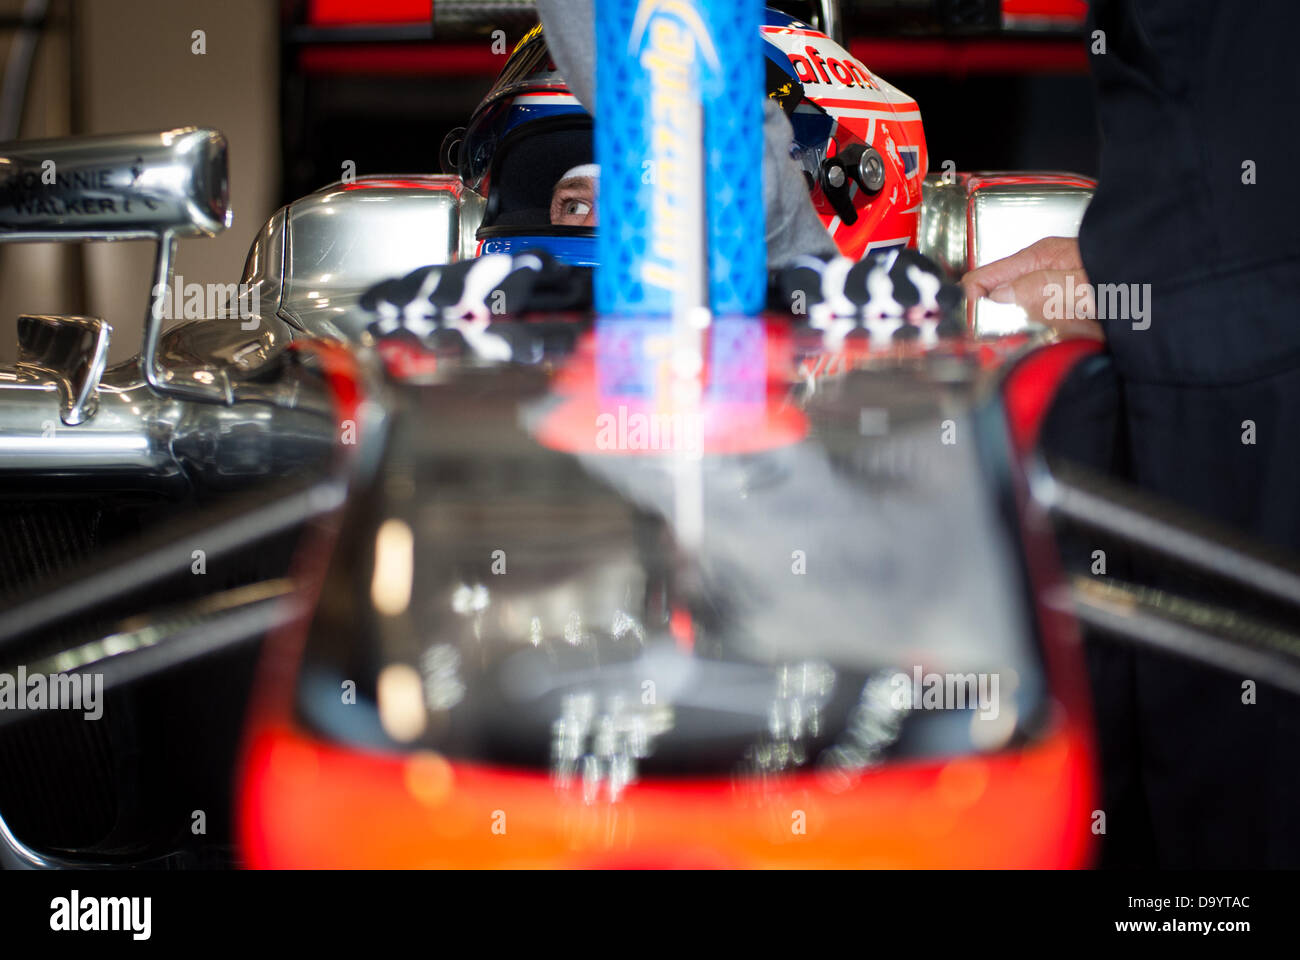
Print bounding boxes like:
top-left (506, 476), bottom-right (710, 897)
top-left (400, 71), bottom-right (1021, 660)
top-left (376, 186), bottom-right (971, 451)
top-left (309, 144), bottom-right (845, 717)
top-left (0, 128), bottom-right (231, 402)
top-left (0, 127), bottom-right (230, 240)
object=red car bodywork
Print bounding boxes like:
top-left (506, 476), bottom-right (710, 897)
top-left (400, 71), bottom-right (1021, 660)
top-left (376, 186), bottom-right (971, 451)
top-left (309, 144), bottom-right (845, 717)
top-left (238, 334), bottom-right (1101, 869)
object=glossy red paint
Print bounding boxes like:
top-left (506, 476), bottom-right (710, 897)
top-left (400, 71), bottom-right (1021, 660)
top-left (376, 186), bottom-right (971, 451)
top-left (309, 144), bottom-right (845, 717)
top-left (1002, 337), bottom-right (1103, 456)
top-left (241, 715), bottom-right (1094, 868)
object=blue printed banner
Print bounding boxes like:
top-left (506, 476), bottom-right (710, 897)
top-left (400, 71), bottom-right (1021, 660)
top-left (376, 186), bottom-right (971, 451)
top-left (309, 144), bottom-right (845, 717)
top-left (595, 0), bottom-right (766, 316)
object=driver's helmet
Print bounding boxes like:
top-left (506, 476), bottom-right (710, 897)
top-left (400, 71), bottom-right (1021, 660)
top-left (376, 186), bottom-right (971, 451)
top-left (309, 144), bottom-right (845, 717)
top-left (449, 9), bottom-right (927, 265)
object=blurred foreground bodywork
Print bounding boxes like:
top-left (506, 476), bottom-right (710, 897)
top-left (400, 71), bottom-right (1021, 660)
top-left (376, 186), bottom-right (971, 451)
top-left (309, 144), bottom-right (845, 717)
top-left (238, 321), bottom-right (1099, 869)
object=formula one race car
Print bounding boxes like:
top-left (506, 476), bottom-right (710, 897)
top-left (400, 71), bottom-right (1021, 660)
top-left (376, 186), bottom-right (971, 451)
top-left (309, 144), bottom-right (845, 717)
top-left (1, 1), bottom-right (1297, 870)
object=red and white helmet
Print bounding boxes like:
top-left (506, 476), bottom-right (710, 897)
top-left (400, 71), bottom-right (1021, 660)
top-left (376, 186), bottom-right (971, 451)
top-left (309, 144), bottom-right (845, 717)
top-left (761, 9), bottom-right (928, 259)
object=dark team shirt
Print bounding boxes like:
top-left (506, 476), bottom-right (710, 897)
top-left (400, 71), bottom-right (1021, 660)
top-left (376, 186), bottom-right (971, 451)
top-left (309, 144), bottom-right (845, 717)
top-left (1080, 0), bottom-right (1300, 386)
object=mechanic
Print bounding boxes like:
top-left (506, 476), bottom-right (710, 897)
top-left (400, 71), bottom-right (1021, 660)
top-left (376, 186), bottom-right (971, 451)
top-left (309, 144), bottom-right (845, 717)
top-left (534, 0), bottom-right (837, 266)
top-left (965, 0), bottom-right (1300, 867)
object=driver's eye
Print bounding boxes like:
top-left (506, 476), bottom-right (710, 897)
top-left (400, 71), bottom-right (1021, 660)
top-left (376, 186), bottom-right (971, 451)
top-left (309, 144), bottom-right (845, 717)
top-left (550, 178), bottom-right (597, 225)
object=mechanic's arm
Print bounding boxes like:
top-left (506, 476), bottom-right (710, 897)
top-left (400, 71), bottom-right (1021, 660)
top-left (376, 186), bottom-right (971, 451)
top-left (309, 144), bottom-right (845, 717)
top-left (534, 0), bottom-right (836, 266)
top-left (960, 236), bottom-right (1103, 338)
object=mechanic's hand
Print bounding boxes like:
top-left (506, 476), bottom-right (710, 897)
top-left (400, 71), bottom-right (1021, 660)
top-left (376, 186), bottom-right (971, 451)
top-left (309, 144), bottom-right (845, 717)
top-left (961, 236), bottom-right (1103, 339)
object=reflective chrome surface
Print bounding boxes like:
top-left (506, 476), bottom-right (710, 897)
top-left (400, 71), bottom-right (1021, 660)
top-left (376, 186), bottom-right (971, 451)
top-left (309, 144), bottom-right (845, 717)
top-left (239, 207), bottom-right (288, 328)
top-left (278, 175), bottom-right (482, 340)
top-left (0, 316), bottom-right (334, 491)
top-left (15, 314), bottom-right (111, 425)
top-left (917, 174), bottom-right (970, 279)
top-left (0, 127), bottom-right (230, 240)
top-left (0, 807), bottom-right (79, 869)
top-left (920, 172), bottom-right (1095, 336)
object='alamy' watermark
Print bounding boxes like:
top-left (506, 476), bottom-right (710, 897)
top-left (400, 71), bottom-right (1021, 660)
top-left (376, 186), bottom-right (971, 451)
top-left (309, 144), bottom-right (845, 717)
top-left (890, 666), bottom-right (1000, 720)
top-left (50, 891), bottom-right (150, 940)
top-left (151, 274), bottom-right (260, 329)
top-left (1043, 274), bottom-right (1152, 331)
top-left (0, 667), bottom-right (102, 720)
top-left (595, 405), bottom-right (703, 456)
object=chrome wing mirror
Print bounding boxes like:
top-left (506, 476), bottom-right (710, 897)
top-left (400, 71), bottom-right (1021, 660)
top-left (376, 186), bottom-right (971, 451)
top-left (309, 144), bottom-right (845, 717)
top-left (0, 127), bottom-right (231, 402)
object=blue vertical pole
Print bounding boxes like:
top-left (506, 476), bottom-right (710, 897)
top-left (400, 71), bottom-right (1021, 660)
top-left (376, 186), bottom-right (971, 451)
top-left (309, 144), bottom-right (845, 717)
top-left (595, 0), bottom-right (766, 317)
top-left (699, 0), bottom-right (766, 316)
